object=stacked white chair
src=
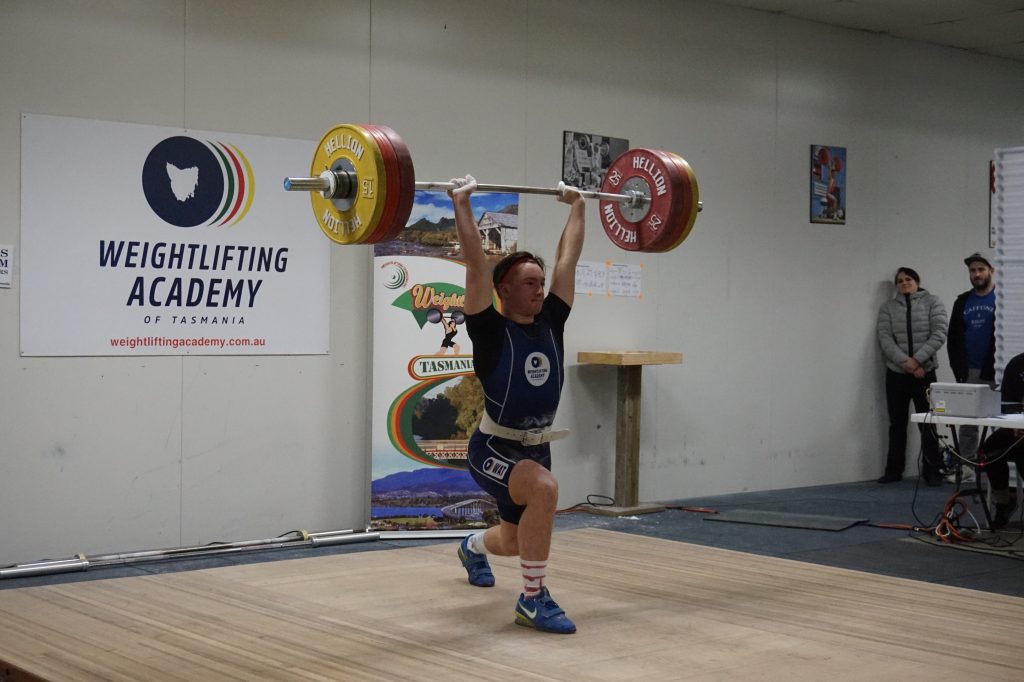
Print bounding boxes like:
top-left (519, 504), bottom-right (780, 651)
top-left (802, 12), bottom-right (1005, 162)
top-left (990, 146), bottom-right (1024, 511)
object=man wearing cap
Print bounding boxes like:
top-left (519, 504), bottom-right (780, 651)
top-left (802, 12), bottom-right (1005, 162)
top-left (947, 252), bottom-right (997, 471)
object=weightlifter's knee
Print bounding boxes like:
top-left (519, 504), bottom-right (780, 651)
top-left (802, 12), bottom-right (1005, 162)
top-left (509, 460), bottom-right (558, 508)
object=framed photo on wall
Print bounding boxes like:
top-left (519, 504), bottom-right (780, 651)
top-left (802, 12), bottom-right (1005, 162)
top-left (562, 130), bottom-right (629, 192)
top-left (810, 145), bottom-right (846, 224)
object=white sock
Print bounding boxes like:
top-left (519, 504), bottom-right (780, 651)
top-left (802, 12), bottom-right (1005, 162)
top-left (467, 531), bottom-right (488, 555)
top-left (522, 560), bottom-right (546, 598)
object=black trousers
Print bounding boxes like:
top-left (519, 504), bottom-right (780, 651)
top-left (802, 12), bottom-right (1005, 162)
top-left (981, 428), bottom-right (1024, 491)
top-left (884, 369), bottom-right (940, 477)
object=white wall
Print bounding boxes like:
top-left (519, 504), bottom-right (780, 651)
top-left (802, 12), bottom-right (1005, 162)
top-left (1, 0), bottom-right (1021, 566)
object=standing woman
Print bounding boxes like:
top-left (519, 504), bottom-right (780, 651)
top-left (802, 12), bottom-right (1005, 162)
top-left (876, 267), bottom-right (948, 485)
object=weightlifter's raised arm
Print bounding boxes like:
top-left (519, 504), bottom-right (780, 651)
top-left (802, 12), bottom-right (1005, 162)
top-left (548, 184), bottom-right (585, 305)
top-left (448, 175), bottom-right (493, 315)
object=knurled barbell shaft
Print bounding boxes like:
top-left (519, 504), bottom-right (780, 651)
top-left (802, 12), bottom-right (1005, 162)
top-left (415, 181), bottom-right (644, 205)
top-left (284, 172), bottom-right (647, 207)
top-left (423, 182), bottom-right (702, 212)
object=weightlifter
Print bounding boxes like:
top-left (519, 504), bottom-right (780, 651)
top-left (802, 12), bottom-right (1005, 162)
top-left (436, 313), bottom-right (461, 355)
top-left (449, 174), bottom-right (584, 634)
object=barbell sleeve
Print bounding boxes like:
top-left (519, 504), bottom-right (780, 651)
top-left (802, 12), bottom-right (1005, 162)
top-left (283, 176), bottom-right (331, 193)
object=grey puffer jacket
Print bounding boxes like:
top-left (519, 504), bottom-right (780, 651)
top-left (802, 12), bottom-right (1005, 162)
top-left (876, 289), bottom-right (948, 373)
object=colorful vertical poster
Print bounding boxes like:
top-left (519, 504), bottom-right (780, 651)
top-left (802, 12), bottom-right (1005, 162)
top-left (810, 145), bottom-right (847, 224)
top-left (370, 191), bottom-right (519, 530)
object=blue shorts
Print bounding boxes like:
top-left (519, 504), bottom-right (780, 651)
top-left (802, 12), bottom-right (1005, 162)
top-left (467, 429), bottom-right (552, 524)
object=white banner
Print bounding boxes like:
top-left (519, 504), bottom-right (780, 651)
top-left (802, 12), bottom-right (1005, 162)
top-left (20, 114), bottom-right (329, 355)
top-left (0, 245), bottom-right (11, 288)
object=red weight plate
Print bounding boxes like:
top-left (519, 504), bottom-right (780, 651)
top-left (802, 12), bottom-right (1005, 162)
top-left (644, 149), bottom-right (688, 252)
top-left (366, 124), bottom-right (416, 243)
top-left (646, 151), bottom-right (691, 253)
top-left (371, 125), bottom-right (416, 242)
top-left (359, 125), bottom-right (401, 244)
top-left (653, 152), bottom-right (700, 253)
top-left (599, 151), bottom-right (647, 251)
top-left (599, 148), bottom-right (683, 251)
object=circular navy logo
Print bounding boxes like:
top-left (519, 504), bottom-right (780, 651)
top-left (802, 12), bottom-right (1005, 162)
top-left (524, 352), bottom-right (551, 386)
top-left (142, 136), bottom-right (225, 227)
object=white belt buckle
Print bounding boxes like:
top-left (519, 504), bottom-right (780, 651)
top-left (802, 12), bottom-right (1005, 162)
top-left (521, 428), bottom-right (545, 446)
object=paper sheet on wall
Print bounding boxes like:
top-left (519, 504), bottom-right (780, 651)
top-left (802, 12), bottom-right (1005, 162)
top-left (575, 260), bottom-right (642, 298)
top-left (608, 263), bottom-right (642, 297)
top-left (574, 261), bottom-right (607, 295)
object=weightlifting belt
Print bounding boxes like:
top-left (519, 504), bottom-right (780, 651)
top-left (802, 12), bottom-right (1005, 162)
top-left (478, 411), bottom-right (569, 446)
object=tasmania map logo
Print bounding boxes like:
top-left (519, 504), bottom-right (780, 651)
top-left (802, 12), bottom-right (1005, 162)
top-left (142, 136), bottom-right (255, 228)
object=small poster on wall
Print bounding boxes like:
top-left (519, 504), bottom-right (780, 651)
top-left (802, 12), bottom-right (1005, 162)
top-left (810, 145), bottom-right (846, 224)
top-left (562, 130), bottom-right (630, 191)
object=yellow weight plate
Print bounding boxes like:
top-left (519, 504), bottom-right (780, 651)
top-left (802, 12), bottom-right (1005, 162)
top-left (309, 124), bottom-right (388, 244)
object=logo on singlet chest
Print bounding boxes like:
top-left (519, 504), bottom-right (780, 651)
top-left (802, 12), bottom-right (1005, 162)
top-left (524, 352), bottom-right (552, 387)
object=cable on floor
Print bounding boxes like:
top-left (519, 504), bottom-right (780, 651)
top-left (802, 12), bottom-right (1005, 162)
top-left (556, 494), bottom-right (616, 514)
top-left (662, 504), bottom-right (719, 514)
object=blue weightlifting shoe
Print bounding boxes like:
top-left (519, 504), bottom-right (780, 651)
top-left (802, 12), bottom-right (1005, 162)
top-left (457, 536), bottom-right (494, 587)
top-left (514, 587), bottom-right (576, 634)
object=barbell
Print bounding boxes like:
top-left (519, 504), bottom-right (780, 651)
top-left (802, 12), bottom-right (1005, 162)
top-left (283, 124), bottom-right (701, 252)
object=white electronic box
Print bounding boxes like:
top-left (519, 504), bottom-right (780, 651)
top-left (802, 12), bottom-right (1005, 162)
top-left (928, 383), bottom-right (1002, 418)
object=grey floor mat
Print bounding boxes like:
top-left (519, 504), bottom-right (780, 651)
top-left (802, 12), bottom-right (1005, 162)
top-left (704, 509), bottom-right (868, 531)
